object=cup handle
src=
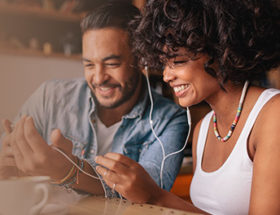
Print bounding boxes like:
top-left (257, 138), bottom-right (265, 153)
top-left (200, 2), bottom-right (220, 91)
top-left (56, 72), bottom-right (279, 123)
top-left (29, 183), bottom-right (49, 215)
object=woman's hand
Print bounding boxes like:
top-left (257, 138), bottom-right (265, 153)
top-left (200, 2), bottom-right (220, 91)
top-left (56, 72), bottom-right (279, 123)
top-left (95, 153), bottom-right (163, 204)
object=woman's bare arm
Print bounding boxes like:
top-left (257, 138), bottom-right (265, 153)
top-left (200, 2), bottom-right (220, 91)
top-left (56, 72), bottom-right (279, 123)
top-left (249, 95), bottom-right (280, 215)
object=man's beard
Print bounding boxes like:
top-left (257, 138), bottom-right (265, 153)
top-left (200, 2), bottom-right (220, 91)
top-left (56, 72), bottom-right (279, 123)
top-left (91, 72), bottom-right (141, 109)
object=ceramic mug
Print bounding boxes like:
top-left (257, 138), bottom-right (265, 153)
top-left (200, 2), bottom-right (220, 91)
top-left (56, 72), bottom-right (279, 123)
top-left (0, 176), bottom-right (50, 215)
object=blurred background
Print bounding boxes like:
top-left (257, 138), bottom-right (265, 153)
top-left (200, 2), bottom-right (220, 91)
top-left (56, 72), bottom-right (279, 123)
top-left (0, 0), bottom-right (146, 130)
top-left (1, 0), bottom-right (279, 130)
top-left (0, 0), bottom-right (279, 201)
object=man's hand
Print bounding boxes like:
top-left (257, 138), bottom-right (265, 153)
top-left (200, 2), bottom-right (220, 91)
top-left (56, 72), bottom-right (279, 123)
top-left (95, 153), bottom-right (163, 203)
top-left (9, 116), bottom-right (74, 181)
top-left (0, 119), bottom-right (20, 179)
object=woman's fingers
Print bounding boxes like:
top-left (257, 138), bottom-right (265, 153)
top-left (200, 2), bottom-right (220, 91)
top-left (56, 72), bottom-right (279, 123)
top-left (95, 155), bottom-right (132, 191)
top-left (104, 152), bottom-right (135, 167)
top-left (96, 166), bottom-right (114, 180)
top-left (95, 154), bottom-right (128, 174)
top-left (96, 165), bottom-right (121, 191)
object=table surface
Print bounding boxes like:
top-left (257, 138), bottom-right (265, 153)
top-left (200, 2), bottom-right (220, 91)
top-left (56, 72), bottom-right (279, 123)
top-left (69, 196), bottom-right (201, 215)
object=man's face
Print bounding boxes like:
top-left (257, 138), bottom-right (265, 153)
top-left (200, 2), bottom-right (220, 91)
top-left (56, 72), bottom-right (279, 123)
top-left (82, 28), bottom-right (140, 109)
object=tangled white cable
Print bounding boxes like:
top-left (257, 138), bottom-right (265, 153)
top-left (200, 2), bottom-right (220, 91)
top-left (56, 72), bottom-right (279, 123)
top-left (144, 65), bottom-right (192, 189)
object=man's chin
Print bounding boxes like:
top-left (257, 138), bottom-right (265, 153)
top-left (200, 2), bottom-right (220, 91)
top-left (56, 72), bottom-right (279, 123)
top-left (93, 87), bottom-right (136, 109)
top-left (96, 98), bottom-right (122, 109)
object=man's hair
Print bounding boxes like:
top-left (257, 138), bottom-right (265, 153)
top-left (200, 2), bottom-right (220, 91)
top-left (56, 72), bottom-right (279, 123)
top-left (131, 0), bottom-right (280, 85)
top-left (80, 1), bottom-right (140, 35)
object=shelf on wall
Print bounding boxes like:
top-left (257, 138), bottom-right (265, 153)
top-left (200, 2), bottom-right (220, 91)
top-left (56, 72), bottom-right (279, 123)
top-left (0, 2), bottom-right (82, 23)
top-left (0, 48), bottom-right (82, 61)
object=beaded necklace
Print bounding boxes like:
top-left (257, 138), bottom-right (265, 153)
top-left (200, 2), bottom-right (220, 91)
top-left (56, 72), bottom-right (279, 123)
top-left (213, 81), bottom-right (249, 142)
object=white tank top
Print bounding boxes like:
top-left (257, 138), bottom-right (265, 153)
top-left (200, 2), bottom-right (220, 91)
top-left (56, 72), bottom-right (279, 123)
top-left (190, 89), bottom-right (280, 215)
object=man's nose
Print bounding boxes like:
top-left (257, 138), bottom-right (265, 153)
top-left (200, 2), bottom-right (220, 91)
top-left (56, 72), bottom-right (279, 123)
top-left (93, 65), bottom-right (109, 85)
top-left (163, 66), bottom-right (176, 83)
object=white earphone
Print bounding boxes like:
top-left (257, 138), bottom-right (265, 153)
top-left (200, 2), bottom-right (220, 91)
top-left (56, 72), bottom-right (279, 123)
top-left (144, 65), bottom-right (191, 188)
top-left (53, 65), bottom-right (192, 198)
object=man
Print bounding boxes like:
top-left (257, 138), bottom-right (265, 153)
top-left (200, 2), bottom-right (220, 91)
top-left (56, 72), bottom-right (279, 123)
top-left (0, 1), bottom-right (188, 197)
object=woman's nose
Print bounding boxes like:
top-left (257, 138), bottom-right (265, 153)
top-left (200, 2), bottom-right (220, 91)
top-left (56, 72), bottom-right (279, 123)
top-left (163, 66), bottom-right (176, 83)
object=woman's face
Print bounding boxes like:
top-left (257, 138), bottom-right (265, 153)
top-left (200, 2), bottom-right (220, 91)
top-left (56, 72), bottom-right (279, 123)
top-left (162, 48), bottom-right (220, 107)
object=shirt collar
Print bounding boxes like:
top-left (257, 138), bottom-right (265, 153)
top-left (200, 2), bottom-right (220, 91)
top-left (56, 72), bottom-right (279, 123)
top-left (86, 85), bottom-right (97, 114)
top-left (122, 85), bottom-right (148, 119)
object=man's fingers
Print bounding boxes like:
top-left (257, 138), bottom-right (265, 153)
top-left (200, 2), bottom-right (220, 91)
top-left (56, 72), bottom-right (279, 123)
top-left (50, 129), bottom-right (73, 155)
top-left (1, 132), bottom-right (12, 148)
top-left (23, 116), bottom-right (48, 152)
top-left (0, 157), bottom-right (16, 167)
top-left (14, 116), bottom-right (33, 158)
top-left (1, 145), bottom-right (14, 157)
top-left (11, 140), bottom-right (24, 169)
top-left (2, 119), bottom-right (13, 134)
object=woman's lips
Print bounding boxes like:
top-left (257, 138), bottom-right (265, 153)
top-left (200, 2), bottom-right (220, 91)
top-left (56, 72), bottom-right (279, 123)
top-left (173, 84), bottom-right (190, 97)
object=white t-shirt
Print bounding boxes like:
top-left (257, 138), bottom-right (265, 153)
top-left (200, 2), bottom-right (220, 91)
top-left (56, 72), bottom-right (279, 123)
top-left (95, 116), bottom-right (121, 156)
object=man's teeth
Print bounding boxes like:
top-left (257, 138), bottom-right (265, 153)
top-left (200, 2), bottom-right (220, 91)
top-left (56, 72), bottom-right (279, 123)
top-left (174, 85), bottom-right (189, 93)
top-left (100, 87), bottom-right (112, 91)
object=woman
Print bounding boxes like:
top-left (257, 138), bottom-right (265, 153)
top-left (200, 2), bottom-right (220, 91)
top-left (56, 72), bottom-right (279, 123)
top-left (95, 0), bottom-right (280, 214)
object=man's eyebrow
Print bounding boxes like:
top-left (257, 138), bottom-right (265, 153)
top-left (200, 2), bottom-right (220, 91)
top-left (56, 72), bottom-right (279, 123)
top-left (82, 58), bottom-right (91, 62)
top-left (102, 55), bottom-right (121, 62)
top-left (82, 55), bottom-right (121, 63)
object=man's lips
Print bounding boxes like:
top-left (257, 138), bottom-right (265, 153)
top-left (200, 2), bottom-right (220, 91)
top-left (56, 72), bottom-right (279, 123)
top-left (92, 83), bottom-right (120, 89)
top-left (93, 84), bottom-right (120, 97)
top-left (98, 86), bottom-right (116, 91)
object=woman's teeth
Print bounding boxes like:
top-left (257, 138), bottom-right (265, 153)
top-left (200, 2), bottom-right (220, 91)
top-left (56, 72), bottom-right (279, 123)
top-left (174, 85), bottom-right (189, 93)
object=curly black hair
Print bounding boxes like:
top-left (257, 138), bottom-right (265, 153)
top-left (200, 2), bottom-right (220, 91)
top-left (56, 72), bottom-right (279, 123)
top-left (131, 0), bottom-right (280, 84)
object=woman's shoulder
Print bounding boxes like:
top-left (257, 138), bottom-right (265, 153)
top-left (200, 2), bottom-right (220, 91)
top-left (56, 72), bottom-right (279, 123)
top-left (248, 87), bottom-right (280, 112)
top-left (252, 87), bottom-right (280, 142)
top-left (257, 88), bottom-right (280, 113)
top-left (261, 92), bottom-right (280, 121)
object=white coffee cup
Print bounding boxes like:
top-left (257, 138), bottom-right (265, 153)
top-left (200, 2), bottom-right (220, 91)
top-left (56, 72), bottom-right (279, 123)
top-left (0, 176), bottom-right (50, 215)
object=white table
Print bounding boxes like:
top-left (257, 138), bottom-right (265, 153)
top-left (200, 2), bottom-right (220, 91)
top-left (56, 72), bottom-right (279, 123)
top-left (69, 196), bottom-right (201, 215)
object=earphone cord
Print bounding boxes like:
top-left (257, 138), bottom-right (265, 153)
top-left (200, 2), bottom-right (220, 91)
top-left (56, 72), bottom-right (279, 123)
top-left (52, 146), bottom-right (123, 200)
top-left (144, 66), bottom-right (192, 188)
top-left (52, 66), bottom-right (191, 196)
